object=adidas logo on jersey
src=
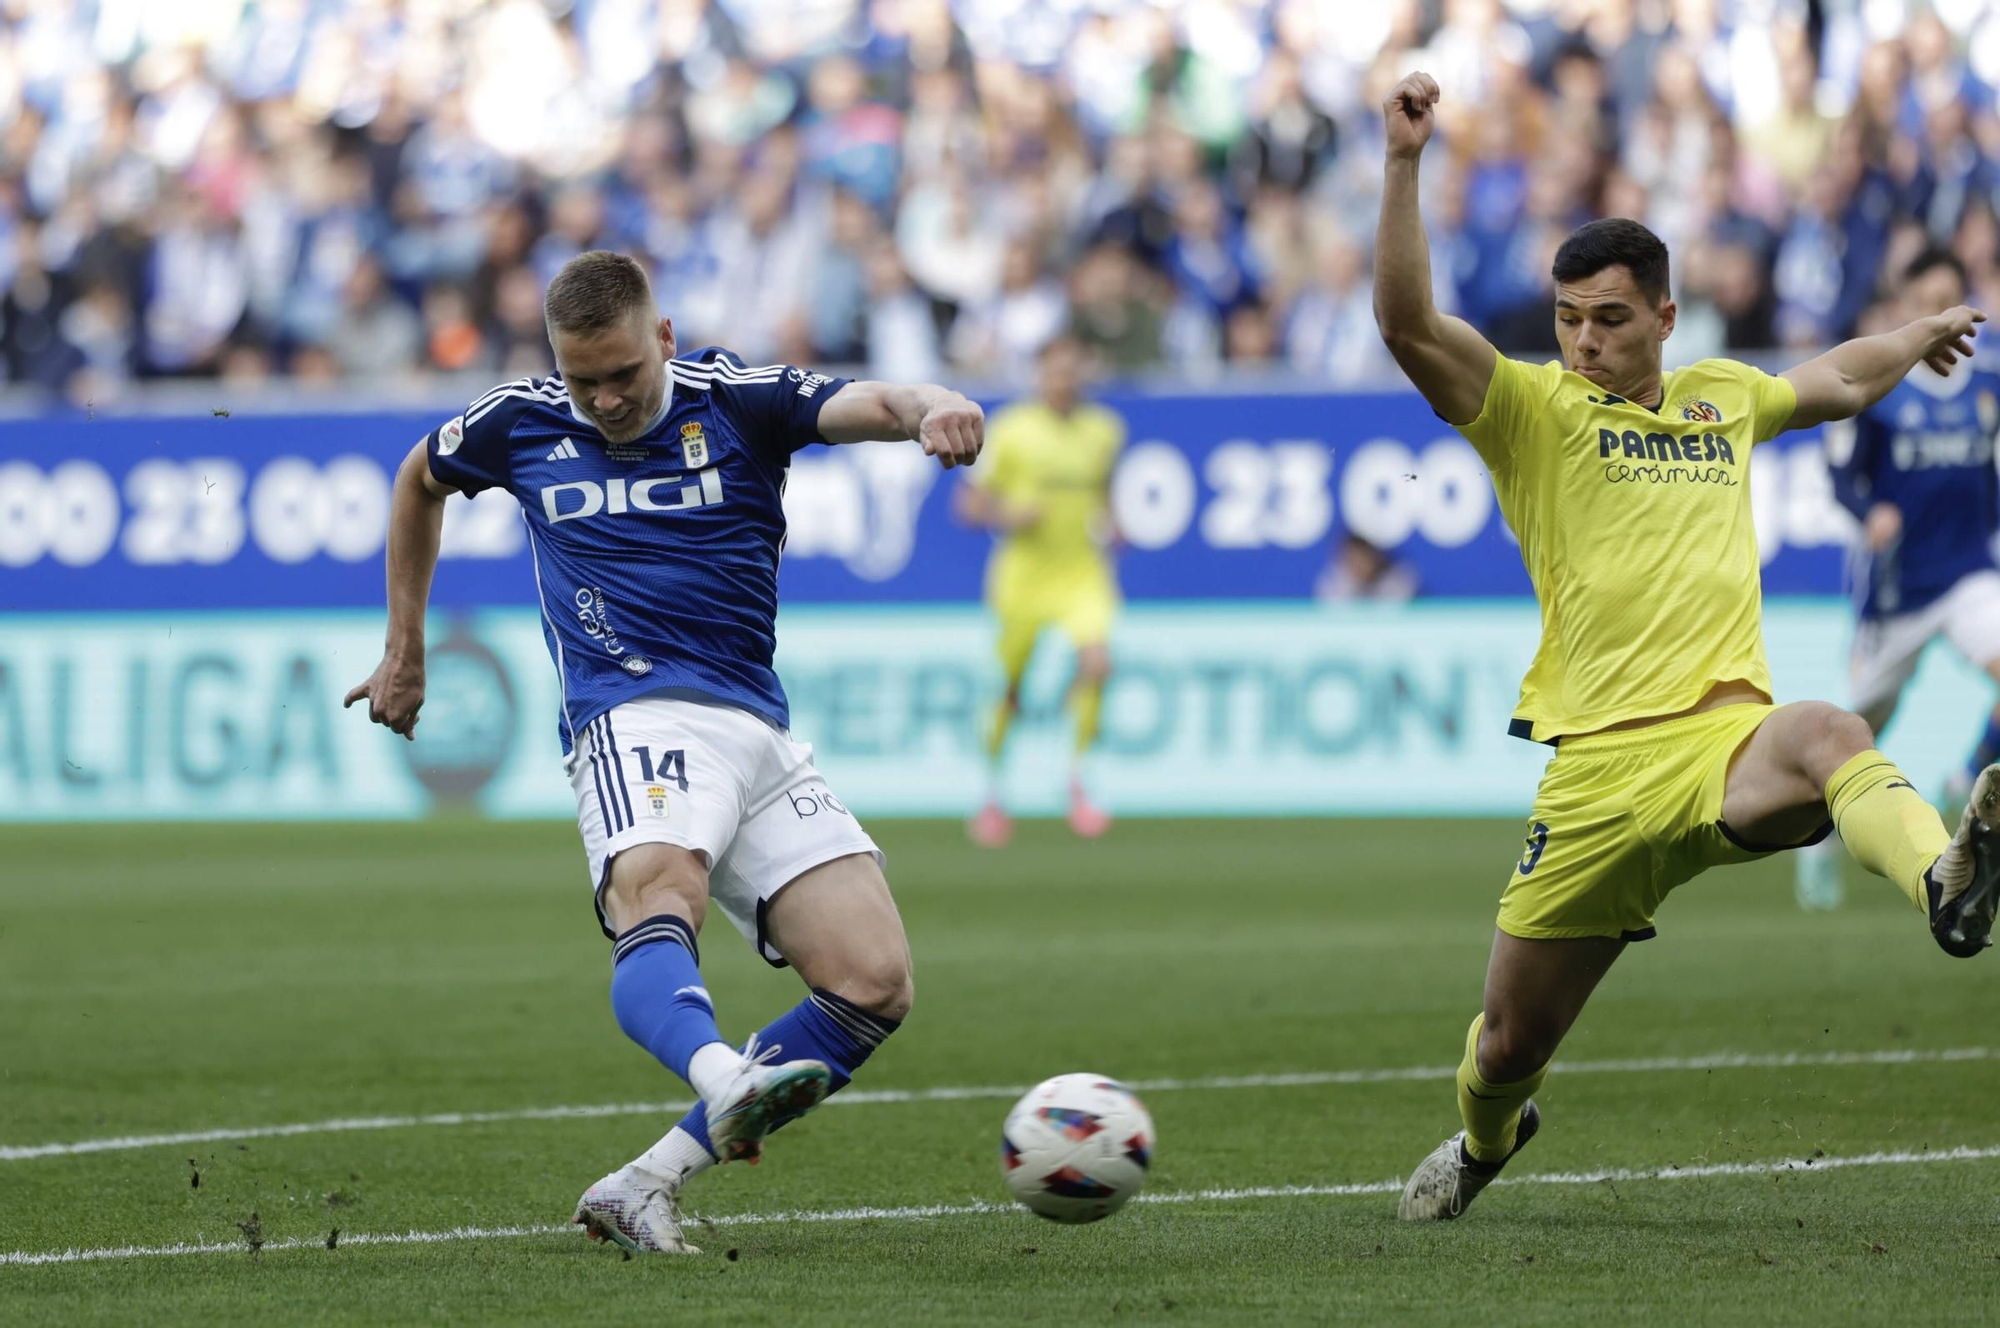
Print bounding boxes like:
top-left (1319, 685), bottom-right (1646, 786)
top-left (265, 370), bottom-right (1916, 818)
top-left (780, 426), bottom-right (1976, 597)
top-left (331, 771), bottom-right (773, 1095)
top-left (541, 469), bottom-right (725, 523)
top-left (546, 438), bottom-right (581, 461)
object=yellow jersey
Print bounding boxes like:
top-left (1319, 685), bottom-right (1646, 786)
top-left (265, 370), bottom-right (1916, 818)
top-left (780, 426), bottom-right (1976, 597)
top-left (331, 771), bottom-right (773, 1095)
top-left (975, 400), bottom-right (1125, 584)
top-left (1456, 355), bottom-right (1798, 742)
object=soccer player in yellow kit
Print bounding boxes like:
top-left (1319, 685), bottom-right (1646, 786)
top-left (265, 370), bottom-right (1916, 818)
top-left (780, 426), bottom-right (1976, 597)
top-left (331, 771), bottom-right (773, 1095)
top-left (1373, 72), bottom-right (2000, 1221)
top-left (956, 333), bottom-right (1125, 847)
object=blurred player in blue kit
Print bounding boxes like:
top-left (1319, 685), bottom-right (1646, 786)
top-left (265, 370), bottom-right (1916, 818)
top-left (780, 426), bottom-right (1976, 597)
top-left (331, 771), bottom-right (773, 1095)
top-left (345, 251), bottom-right (983, 1253)
top-left (1794, 249), bottom-right (2000, 909)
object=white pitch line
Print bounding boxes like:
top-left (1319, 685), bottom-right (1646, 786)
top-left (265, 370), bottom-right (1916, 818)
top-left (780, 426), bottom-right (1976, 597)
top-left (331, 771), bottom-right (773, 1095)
top-left (0, 1103), bottom-right (700, 1163)
top-left (4, 1045), bottom-right (1989, 1164)
top-left (6, 1143), bottom-right (1996, 1268)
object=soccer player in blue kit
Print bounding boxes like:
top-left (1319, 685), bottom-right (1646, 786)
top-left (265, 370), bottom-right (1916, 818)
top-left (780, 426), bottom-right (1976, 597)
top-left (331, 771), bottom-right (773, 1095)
top-left (1794, 248), bottom-right (2000, 909)
top-left (345, 251), bottom-right (984, 1253)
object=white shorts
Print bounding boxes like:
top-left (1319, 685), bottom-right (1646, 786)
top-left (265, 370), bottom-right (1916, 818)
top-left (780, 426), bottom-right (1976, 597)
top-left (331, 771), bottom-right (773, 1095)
top-left (570, 693), bottom-right (880, 966)
top-left (1850, 569), bottom-right (2000, 718)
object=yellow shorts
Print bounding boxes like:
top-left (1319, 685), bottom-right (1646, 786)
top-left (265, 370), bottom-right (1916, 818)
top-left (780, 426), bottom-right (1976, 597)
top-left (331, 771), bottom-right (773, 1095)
top-left (990, 577), bottom-right (1118, 682)
top-left (1497, 703), bottom-right (1832, 943)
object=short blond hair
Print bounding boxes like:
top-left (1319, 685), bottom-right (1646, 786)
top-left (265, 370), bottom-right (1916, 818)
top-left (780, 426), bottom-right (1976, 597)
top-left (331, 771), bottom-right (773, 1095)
top-left (543, 251), bottom-right (654, 336)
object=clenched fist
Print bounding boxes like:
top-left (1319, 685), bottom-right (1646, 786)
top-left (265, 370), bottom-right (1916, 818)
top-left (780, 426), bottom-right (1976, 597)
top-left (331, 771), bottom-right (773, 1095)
top-left (919, 394), bottom-right (985, 470)
top-left (1385, 72), bottom-right (1442, 161)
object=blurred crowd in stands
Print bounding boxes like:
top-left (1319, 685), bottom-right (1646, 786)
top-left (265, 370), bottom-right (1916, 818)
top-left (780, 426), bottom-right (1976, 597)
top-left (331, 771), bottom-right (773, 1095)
top-left (4, 0), bottom-right (2000, 403)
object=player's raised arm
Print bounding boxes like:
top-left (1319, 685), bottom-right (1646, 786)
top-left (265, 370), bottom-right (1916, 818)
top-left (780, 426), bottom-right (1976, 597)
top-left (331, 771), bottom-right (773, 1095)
top-left (1779, 305), bottom-right (1988, 433)
top-left (342, 436), bottom-right (458, 739)
top-left (816, 379), bottom-right (985, 469)
top-left (1372, 72), bottom-right (1499, 427)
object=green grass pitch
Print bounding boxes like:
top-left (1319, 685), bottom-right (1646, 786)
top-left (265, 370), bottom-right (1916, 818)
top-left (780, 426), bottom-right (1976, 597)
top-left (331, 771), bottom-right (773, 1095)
top-left (2, 817), bottom-right (1996, 1325)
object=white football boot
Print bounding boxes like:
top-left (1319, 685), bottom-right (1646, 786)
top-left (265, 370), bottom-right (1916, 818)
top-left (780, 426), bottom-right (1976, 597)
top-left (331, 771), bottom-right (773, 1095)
top-left (572, 1166), bottom-right (699, 1254)
top-left (703, 1032), bottom-right (833, 1164)
top-left (1397, 1101), bottom-right (1541, 1221)
top-left (1927, 764), bottom-right (2000, 958)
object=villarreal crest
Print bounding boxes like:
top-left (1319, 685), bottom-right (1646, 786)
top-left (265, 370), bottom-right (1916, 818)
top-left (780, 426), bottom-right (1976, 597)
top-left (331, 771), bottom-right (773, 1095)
top-left (680, 421), bottom-right (709, 468)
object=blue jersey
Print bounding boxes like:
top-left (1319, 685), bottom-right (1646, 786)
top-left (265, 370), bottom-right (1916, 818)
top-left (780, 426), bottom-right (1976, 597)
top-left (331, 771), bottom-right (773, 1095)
top-left (1825, 365), bottom-right (2000, 618)
top-left (424, 348), bottom-right (851, 753)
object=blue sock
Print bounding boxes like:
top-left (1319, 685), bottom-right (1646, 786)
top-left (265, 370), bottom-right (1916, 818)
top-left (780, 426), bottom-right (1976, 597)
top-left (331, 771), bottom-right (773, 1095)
top-left (1969, 716), bottom-right (2000, 782)
top-left (676, 988), bottom-right (901, 1157)
top-left (608, 914), bottom-right (725, 1084)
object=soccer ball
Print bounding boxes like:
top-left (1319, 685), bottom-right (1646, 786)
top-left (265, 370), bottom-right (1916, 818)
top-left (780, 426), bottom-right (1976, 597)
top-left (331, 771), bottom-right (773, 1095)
top-left (999, 1073), bottom-right (1155, 1223)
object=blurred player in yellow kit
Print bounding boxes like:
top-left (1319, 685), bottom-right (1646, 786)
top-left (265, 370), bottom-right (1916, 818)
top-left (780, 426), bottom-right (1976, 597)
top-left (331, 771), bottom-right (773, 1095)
top-left (956, 334), bottom-right (1125, 847)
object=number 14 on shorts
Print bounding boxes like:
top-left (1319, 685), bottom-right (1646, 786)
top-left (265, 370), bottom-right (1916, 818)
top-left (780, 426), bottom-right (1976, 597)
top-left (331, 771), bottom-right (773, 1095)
top-left (633, 745), bottom-right (688, 817)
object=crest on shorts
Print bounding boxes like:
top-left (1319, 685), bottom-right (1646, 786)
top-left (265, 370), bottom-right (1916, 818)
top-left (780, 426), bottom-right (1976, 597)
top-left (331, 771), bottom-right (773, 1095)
top-left (647, 785), bottom-right (668, 817)
top-left (680, 421), bottom-right (709, 468)
top-left (1677, 397), bottom-right (1722, 424)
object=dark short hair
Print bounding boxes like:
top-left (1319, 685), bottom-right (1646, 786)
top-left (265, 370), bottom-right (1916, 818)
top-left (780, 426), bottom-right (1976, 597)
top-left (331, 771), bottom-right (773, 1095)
top-left (1551, 218), bottom-right (1671, 306)
top-left (1903, 245), bottom-right (1968, 290)
top-left (544, 251), bottom-right (654, 336)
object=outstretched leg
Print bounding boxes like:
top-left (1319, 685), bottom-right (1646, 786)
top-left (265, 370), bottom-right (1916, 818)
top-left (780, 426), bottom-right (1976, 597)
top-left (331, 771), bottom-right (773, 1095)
top-left (1725, 700), bottom-right (1998, 955)
top-left (1400, 931), bottom-right (1622, 1219)
top-left (577, 843), bottom-right (799, 1255)
top-left (1793, 692), bottom-right (1901, 913)
top-left (598, 845), bottom-right (749, 1108)
top-left (1723, 702), bottom-right (1937, 902)
top-left (627, 852), bottom-right (913, 1190)
top-left (1463, 932), bottom-right (1622, 1157)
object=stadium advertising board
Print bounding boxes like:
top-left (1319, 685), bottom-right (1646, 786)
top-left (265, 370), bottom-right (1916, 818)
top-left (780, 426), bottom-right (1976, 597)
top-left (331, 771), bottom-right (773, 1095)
top-left (0, 391), bottom-right (1857, 610)
top-left (0, 604), bottom-right (1987, 823)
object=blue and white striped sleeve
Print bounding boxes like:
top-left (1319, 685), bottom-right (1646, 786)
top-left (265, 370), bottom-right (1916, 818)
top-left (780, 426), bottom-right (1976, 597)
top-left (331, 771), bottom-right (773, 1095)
top-left (424, 383), bottom-right (525, 495)
top-left (700, 351), bottom-right (852, 459)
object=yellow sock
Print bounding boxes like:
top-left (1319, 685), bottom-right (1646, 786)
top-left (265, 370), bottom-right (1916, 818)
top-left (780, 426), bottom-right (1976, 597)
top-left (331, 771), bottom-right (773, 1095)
top-left (1071, 678), bottom-right (1104, 754)
top-left (986, 699), bottom-right (1017, 763)
top-left (1457, 1013), bottom-right (1549, 1165)
top-left (1825, 750), bottom-right (1948, 911)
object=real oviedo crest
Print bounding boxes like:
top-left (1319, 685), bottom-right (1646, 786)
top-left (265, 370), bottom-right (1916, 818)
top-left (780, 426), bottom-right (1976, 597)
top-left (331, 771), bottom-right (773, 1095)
top-left (680, 421), bottom-right (709, 468)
